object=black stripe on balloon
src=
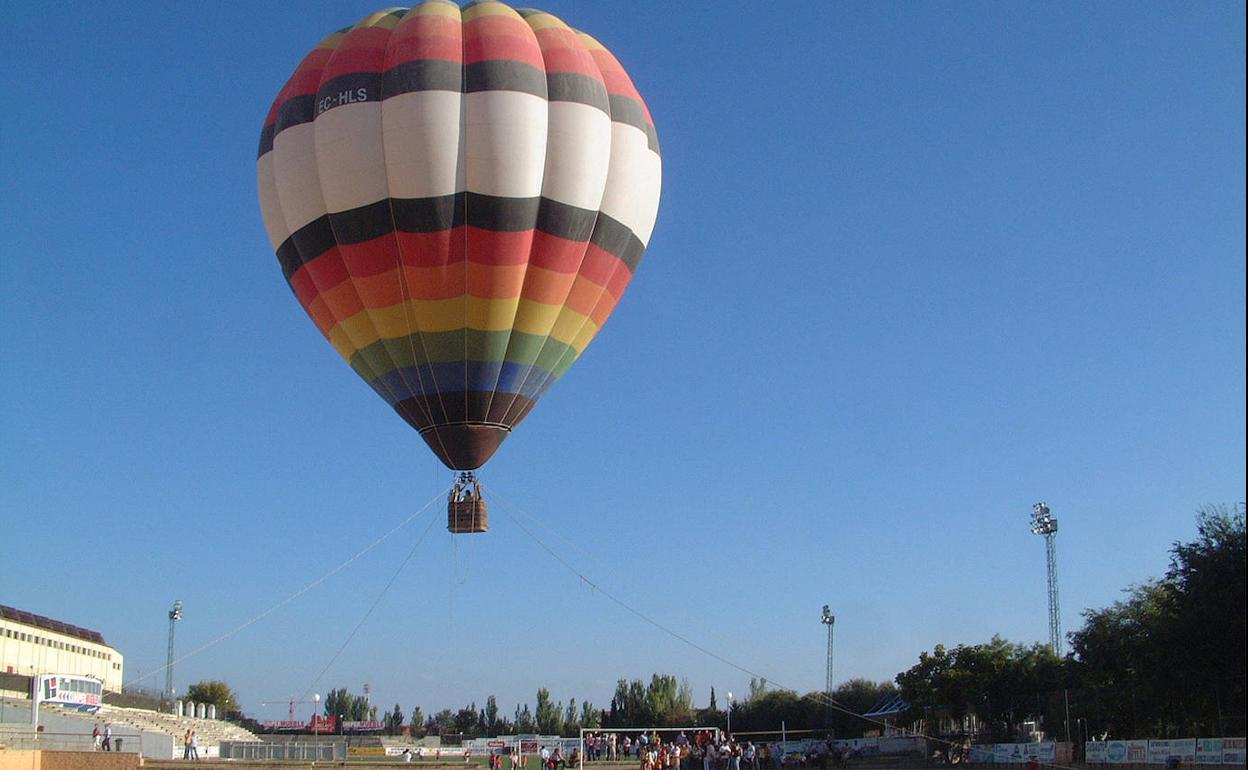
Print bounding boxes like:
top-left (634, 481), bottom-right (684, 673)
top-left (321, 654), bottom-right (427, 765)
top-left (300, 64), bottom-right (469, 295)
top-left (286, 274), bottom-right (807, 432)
top-left (590, 212), bottom-right (645, 273)
top-left (537, 198), bottom-right (599, 242)
top-left (546, 72), bottom-right (609, 113)
top-left (381, 59), bottom-right (463, 96)
top-left (316, 72), bottom-right (382, 116)
top-left (328, 199), bottom-right (394, 244)
top-left (257, 122), bottom-right (276, 158)
top-left (270, 62), bottom-right (620, 147)
top-left (275, 195), bottom-right (625, 277)
top-left (275, 94), bottom-right (316, 136)
top-left (608, 95), bottom-right (660, 154)
top-left (464, 60), bottom-right (547, 99)
top-left (396, 391), bottom-right (537, 429)
top-left (278, 215), bottom-right (335, 280)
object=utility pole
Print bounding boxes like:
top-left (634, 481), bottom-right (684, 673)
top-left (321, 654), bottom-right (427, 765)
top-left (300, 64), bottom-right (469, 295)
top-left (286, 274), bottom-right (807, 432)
top-left (821, 605), bottom-right (835, 724)
top-left (166, 600), bottom-right (183, 706)
top-left (1030, 503), bottom-right (1061, 655)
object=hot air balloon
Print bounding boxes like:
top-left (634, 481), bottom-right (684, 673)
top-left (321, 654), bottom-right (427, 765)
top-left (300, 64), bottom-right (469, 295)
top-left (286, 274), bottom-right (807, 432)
top-left (257, 1), bottom-right (661, 532)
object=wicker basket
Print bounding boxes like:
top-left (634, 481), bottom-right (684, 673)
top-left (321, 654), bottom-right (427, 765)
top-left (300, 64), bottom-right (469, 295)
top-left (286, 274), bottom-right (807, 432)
top-left (448, 479), bottom-right (488, 533)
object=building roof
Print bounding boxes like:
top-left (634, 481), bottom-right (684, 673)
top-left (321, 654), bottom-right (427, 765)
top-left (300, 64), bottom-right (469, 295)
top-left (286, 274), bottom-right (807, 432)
top-left (0, 605), bottom-right (109, 646)
top-left (862, 692), bottom-right (910, 719)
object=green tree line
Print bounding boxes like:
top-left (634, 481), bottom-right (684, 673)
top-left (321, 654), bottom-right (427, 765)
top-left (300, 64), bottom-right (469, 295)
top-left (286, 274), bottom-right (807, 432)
top-left (896, 506), bottom-right (1245, 741)
top-left (190, 506), bottom-right (1242, 743)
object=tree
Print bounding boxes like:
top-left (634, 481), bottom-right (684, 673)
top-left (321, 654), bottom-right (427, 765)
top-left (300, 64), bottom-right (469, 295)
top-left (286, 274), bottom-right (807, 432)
top-left (455, 703), bottom-right (479, 736)
top-left (515, 704), bottom-right (535, 734)
top-left (323, 688), bottom-right (372, 724)
top-left (747, 678), bottom-right (767, 701)
top-left (1070, 506), bottom-right (1246, 738)
top-left (896, 637), bottom-right (1064, 740)
top-left (433, 709), bottom-right (455, 734)
top-left (185, 680), bottom-right (240, 718)
top-left (385, 704), bottom-right (405, 736)
top-left (580, 701), bottom-right (601, 730)
top-left (485, 695), bottom-right (500, 734)
top-left (410, 707), bottom-right (425, 737)
top-left (825, 679), bottom-right (898, 737)
top-left (536, 689), bottom-right (562, 734)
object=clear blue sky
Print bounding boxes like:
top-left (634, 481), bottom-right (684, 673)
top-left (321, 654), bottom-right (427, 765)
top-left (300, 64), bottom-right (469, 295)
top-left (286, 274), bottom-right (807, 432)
top-left (2, 0), bottom-right (1244, 723)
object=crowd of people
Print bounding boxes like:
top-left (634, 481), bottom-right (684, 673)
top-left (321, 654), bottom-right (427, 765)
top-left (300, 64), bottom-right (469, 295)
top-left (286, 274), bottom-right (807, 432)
top-left (574, 731), bottom-right (847, 770)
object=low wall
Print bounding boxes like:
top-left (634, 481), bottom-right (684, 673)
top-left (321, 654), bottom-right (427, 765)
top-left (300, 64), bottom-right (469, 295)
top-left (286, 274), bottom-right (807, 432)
top-left (0, 750), bottom-right (141, 770)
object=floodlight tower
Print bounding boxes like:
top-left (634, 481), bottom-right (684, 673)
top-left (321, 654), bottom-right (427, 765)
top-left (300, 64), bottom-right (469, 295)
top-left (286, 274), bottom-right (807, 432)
top-left (165, 600), bottom-right (183, 703)
top-left (821, 605), bottom-right (835, 717)
top-left (1030, 503), bottom-right (1061, 655)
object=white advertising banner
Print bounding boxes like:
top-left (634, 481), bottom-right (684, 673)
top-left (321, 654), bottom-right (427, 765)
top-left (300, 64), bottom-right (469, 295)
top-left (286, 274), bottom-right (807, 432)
top-left (1196, 740), bottom-right (1223, 765)
top-left (971, 745), bottom-right (996, 764)
top-left (1105, 740), bottom-right (1149, 764)
top-left (970, 743), bottom-right (1059, 764)
top-left (1087, 742), bottom-right (1108, 763)
top-left (1220, 738), bottom-right (1246, 765)
top-left (1149, 739), bottom-right (1197, 764)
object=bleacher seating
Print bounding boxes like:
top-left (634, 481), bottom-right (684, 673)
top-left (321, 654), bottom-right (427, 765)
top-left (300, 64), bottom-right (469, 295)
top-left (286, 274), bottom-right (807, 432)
top-left (40, 701), bottom-right (261, 748)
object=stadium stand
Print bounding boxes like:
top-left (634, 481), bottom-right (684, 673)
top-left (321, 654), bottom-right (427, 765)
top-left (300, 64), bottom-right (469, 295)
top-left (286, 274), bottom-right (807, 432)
top-left (39, 701), bottom-right (261, 748)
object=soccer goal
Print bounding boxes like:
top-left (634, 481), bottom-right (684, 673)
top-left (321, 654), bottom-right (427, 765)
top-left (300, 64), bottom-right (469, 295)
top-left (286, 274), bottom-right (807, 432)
top-left (578, 727), bottom-right (724, 770)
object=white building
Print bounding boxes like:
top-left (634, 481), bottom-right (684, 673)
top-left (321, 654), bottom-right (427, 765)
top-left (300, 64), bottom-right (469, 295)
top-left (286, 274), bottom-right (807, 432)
top-left (0, 605), bottom-right (124, 692)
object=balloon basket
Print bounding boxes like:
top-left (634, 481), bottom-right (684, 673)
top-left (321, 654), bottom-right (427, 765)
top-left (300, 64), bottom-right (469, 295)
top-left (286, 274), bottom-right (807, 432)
top-left (448, 473), bottom-right (488, 534)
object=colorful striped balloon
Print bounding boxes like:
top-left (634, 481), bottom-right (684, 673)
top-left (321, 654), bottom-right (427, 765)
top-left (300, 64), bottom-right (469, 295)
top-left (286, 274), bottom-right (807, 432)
top-left (257, 1), bottom-right (661, 470)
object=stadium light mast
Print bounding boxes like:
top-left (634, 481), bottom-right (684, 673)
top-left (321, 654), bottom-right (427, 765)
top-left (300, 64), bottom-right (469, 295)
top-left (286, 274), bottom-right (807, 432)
top-left (165, 600), bottom-right (183, 705)
top-left (821, 604), bottom-right (835, 724)
top-left (1030, 503), bottom-right (1062, 655)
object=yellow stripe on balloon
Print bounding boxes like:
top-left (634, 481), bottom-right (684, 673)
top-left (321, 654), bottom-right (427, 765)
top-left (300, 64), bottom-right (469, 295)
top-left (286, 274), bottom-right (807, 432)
top-left (523, 12), bottom-right (567, 31)
top-left (355, 9), bottom-right (404, 29)
top-left (326, 297), bottom-right (594, 356)
top-left (410, 1), bottom-right (460, 19)
top-left (462, 1), bottom-right (519, 22)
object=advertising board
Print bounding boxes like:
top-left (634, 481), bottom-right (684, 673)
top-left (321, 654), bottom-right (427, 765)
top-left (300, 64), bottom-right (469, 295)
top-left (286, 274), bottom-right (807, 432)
top-left (1219, 738), bottom-right (1245, 765)
top-left (36, 674), bottom-right (102, 709)
top-left (1086, 742), bottom-right (1108, 763)
top-left (1196, 739), bottom-right (1223, 765)
top-left (1105, 740), bottom-right (1149, 764)
top-left (1148, 739), bottom-right (1196, 764)
top-left (970, 743), bottom-right (1058, 764)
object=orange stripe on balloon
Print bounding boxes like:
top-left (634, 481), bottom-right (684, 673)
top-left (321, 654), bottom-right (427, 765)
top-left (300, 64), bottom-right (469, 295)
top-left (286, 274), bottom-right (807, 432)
top-left (324, 26), bottom-right (391, 76)
top-left (563, 275), bottom-right (602, 318)
top-left (387, 13), bottom-right (462, 65)
top-left (304, 295), bottom-right (337, 336)
top-left (463, 15), bottom-right (544, 69)
top-left (318, 277), bottom-right (367, 322)
top-left (517, 265), bottom-right (576, 305)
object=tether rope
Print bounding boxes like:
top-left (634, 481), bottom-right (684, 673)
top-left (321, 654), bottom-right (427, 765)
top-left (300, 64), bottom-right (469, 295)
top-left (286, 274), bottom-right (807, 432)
top-left (297, 512), bottom-right (441, 703)
top-left (123, 485), bottom-right (449, 691)
top-left (483, 483), bottom-right (1082, 770)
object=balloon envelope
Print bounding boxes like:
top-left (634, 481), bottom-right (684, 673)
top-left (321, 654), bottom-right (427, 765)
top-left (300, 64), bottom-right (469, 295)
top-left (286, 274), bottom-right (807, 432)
top-left (257, 1), bottom-right (661, 469)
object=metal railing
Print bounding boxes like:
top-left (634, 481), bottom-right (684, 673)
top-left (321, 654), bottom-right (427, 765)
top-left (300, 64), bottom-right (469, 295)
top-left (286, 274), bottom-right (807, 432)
top-left (0, 729), bottom-right (145, 753)
top-left (220, 739), bottom-right (346, 760)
